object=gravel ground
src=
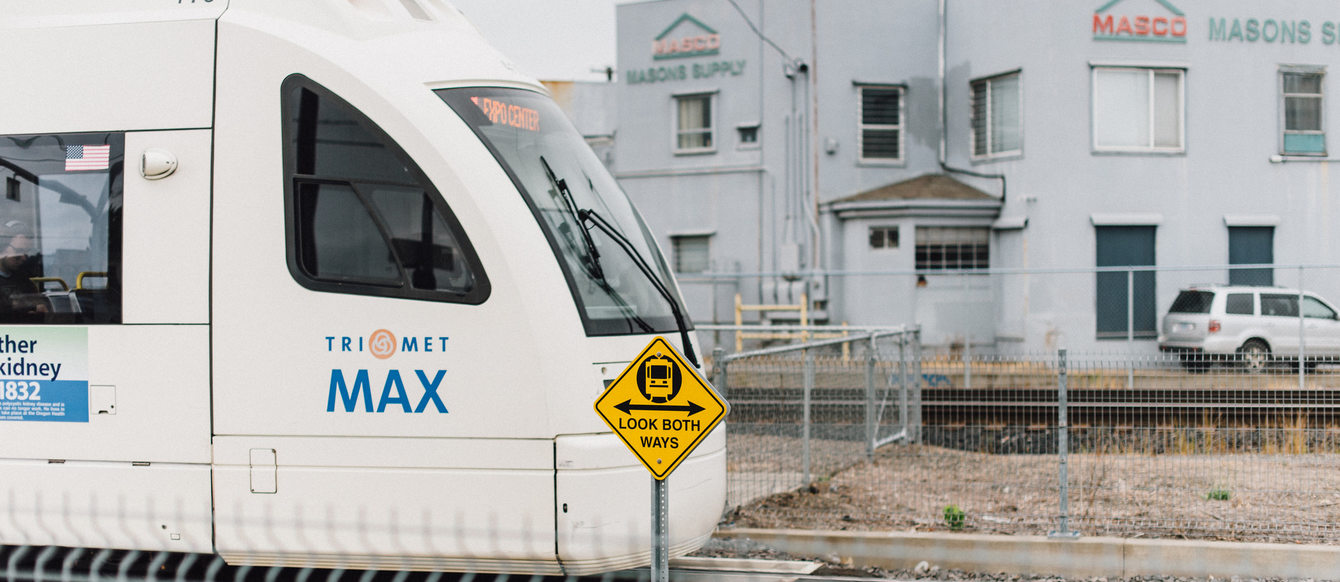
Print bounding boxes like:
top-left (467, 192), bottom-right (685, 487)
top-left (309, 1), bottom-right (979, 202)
top-left (721, 437), bottom-right (1340, 542)
top-left (696, 437), bottom-right (1340, 581)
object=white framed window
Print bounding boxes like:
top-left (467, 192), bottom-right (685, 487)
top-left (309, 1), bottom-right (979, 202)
top-left (915, 227), bottom-right (989, 271)
top-left (1282, 67), bottom-right (1325, 156)
top-left (971, 72), bottom-right (1022, 158)
top-left (674, 93), bottom-right (715, 154)
top-left (869, 226), bottom-right (899, 249)
top-left (1092, 67), bottom-right (1184, 153)
top-left (858, 85), bottom-right (903, 162)
top-left (671, 234), bottom-right (711, 273)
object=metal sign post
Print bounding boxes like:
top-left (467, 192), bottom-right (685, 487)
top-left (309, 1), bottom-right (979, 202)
top-left (652, 478), bottom-right (669, 582)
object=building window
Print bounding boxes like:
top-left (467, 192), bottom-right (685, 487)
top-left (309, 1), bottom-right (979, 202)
top-left (858, 85), bottom-right (903, 162)
top-left (1282, 69), bottom-right (1325, 155)
top-left (1228, 226), bottom-right (1274, 286)
top-left (915, 227), bottom-right (988, 270)
top-left (869, 226), bottom-right (899, 249)
top-left (737, 124), bottom-right (759, 147)
top-left (671, 235), bottom-right (710, 273)
top-left (971, 72), bottom-right (1022, 158)
top-left (5, 176), bottom-right (18, 202)
top-left (675, 93), bottom-right (714, 153)
top-left (1095, 226), bottom-right (1156, 339)
top-left (1093, 67), bottom-right (1184, 153)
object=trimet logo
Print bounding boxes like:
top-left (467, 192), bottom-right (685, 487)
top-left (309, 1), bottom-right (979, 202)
top-left (653, 13), bottom-right (720, 60)
top-left (1093, 0), bottom-right (1187, 43)
top-left (325, 330), bottom-right (451, 359)
top-left (323, 330), bottom-right (451, 414)
top-left (368, 329), bottom-right (396, 359)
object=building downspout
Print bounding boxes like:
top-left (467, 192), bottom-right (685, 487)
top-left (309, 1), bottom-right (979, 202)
top-left (938, 0), bottom-right (1006, 204)
top-left (808, 0), bottom-right (821, 274)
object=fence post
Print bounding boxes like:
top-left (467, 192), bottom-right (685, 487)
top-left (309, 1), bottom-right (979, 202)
top-left (803, 348), bottom-right (814, 484)
top-left (1299, 266), bottom-right (1306, 390)
top-left (1050, 348), bottom-right (1080, 539)
top-left (1127, 269), bottom-right (1135, 389)
top-left (865, 333), bottom-right (877, 461)
top-left (712, 347), bottom-right (727, 399)
top-left (911, 329), bottom-right (923, 445)
top-left (964, 337), bottom-right (972, 389)
top-left (734, 294), bottom-right (744, 353)
top-left (800, 292), bottom-right (809, 343)
top-left (898, 334), bottom-right (909, 439)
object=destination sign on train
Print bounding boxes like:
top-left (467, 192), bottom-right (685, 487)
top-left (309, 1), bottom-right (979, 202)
top-left (594, 336), bottom-right (728, 480)
top-left (470, 96), bottom-right (540, 132)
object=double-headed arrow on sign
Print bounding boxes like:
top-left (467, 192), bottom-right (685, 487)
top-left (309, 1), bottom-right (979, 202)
top-left (614, 399), bottom-right (706, 416)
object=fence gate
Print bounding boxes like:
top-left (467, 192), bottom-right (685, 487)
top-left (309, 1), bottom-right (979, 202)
top-left (712, 327), bottom-right (921, 511)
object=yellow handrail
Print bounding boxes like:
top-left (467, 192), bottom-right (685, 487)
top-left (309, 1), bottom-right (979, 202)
top-left (29, 277), bottom-right (68, 292)
top-left (76, 271), bottom-right (108, 290)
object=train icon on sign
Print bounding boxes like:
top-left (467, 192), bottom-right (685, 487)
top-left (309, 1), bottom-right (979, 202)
top-left (644, 357), bottom-right (672, 395)
top-left (637, 352), bottom-right (680, 403)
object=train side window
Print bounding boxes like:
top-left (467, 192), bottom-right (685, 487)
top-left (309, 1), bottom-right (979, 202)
top-left (0, 133), bottom-right (123, 324)
top-left (296, 182), bottom-right (400, 285)
top-left (282, 75), bottom-right (489, 304)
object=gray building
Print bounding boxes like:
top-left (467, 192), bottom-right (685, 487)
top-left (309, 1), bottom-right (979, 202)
top-left (609, 0), bottom-right (1340, 354)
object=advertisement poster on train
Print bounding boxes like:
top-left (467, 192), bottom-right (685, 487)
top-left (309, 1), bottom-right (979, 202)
top-left (0, 327), bottom-right (88, 422)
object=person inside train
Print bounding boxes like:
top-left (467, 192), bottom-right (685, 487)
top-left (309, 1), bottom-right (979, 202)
top-left (0, 225), bottom-right (47, 322)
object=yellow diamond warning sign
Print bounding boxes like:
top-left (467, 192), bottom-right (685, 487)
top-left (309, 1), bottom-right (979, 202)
top-left (595, 336), bottom-right (728, 480)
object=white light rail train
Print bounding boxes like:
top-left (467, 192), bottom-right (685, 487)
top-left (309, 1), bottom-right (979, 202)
top-left (0, 0), bottom-right (725, 575)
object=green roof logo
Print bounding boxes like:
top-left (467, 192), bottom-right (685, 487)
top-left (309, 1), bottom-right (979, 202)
top-left (653, 13), bottom-right (720, 60)
top-left (1093, 0), bottom-right (1187, 43)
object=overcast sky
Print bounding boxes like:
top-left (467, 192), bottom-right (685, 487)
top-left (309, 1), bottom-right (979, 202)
top-left (450, 0), bottom-right (625, 82)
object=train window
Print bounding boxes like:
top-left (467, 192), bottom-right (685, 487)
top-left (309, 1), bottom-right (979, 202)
top-left (0, 133), bottom-right (123, 324)
top-left (296, 182), bottom-right (400, 285)
top-left (282, 76), bottom-right (489, 304)
top-left (438, 87), bottom-right (690, 336)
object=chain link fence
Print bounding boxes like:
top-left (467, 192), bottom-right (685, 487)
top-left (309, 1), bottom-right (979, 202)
top-left (717, 333), bottom-right (1340, 544)
top-left (693, 263), bottom-right (1340, 545)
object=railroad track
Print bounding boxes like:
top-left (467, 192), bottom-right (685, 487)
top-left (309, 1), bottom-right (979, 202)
top-left (724, 385), bottom-right (1340, 427)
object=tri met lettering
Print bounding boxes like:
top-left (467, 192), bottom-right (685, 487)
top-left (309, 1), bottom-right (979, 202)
top-left (325, 336), bottom-right (450, 352)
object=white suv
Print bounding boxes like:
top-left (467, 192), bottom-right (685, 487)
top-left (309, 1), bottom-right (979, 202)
top-left (1157, 285), bottom-right (1340, 372)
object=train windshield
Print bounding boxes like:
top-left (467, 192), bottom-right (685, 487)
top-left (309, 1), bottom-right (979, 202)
top-left (439, 87), bottom-right (689, 336)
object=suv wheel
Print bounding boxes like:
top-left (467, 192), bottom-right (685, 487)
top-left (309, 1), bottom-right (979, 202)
top-left (1238, 339), bottom-right (1270, 374)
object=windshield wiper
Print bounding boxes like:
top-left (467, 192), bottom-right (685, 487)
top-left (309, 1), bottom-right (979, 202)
top-left (580, 209), bottom-right (700, 367)
top-left (540, 156), bottom-right (603, 280)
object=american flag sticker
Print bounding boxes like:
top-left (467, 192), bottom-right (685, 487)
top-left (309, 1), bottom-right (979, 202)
top-left (65, 145), bottom-right (111, 172)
